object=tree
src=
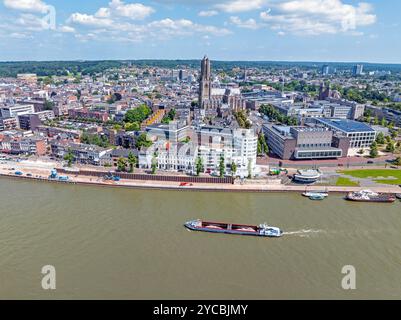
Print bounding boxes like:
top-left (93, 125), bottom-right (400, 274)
top-left (375, 132), bottom-right (385, 145)
top-left (63, 149), bottom-right (74, 167)
top-left (247, 159), bottom-right (253, 179)
top-left (161, 108), bottom-right (176, 124)
top-left (394, 157), bottom-right (401, 166)
top-left (369, 142), bottom-right (378, 158)
top-left (386, 141), bottom-right (395, 153)
top-left (231, 162), bottom-right (237, 177)
top-left (195, 157), bottom-right (204, 176)
top-left (135, 133), bottom-right (153, 149)
top-left (44, 99), bottom-right (54, 110)
top-left (127, 152), bottom-right (137, 173)
top-left (124, 104), bottom-right (152, 123)
top-left (219, 155), bottom-right (225, 177)
top-left (234, 111), bottom-right (252, 129)
top-left (124, 122), bottom-right (140, 132)
top-left (151, 153), bottom-right (158, 174)
top-left (258, 133), bottom-right (269, 156)
top-left (117, 158), bottom-right (127, 172)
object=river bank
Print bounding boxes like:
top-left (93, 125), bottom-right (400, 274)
top-left (1, 160), bottom-right (401, 194)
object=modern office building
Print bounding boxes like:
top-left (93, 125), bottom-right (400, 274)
top-left (314, 118), bottom-right (376, 148)
top-left (353, 64), bottom-right (364, 76)
top-left (145, 121), bottom-right (190, 144)
top-left (263, 124), bottom-right (349, 160)
top-left (0, 104), bottom-right (35, 118)
top-left (18, 110), bottom-right (55, 130)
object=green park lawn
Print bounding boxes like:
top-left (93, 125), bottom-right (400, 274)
top-left (339, 169), bottom-right (401, 185)
top-left (335, 177), bottom-right (360, 187)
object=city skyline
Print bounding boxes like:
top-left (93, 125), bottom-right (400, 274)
top-left (0, 0), bottom-right (400, 64)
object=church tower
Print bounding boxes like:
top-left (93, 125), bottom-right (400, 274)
top-left (199, 55), bottom-right (212, 108)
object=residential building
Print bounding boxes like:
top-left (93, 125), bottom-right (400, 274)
top-left (50, 141), bottom-right (112, 165)
top-left (139, 141), bottom-right (198, 173)
top-left (68, 107), bottom-right (109, 122)
top-left (0, 117), bottom-right (19, 131)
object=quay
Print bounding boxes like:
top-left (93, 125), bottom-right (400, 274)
top-left (1, 160), bottom-right (401, 194)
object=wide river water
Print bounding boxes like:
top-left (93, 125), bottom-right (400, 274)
top-left (1, 177), bottom-right (401, 299)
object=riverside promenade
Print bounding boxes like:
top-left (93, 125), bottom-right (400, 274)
top-left (1, 160), bottom-right (401, 194)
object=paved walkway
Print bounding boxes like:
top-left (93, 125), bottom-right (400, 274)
top-left (1, 160), bottom-right (401, 194)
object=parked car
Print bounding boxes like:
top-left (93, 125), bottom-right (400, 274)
top-left (367, 161), bottom-right (374, 164)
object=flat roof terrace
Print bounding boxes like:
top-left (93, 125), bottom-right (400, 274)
top-left (317, 118), bottom-right (375, 133)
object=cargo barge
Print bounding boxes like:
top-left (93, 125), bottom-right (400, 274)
top-left (345, 190), bottom-right (396, 203)
top-left (184, 219), bottom-right (282, 237)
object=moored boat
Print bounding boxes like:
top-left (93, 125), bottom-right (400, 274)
top-left (345, 190), bottom-right (396, 203)
top-left (302, 192), bottom-right (329, 198)
top-left (184, 220), bottom-right (282, 238)
top-left (308, 194), bottom-right (326, 200)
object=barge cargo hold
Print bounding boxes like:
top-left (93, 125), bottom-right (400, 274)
top-left (184, 220), bottom-right (282, 238)
top-left (345, 190), bottom-right (396, 203)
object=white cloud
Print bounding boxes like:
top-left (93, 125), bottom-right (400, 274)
top-left (147, 18), bottom-right (231, 37)
top-left (109, 0), bottom-right (154, 19)
top-left (198, 10), bottom-right (218, 17)
top-left (93, 0), bottom-right (154, 21)
top-left (9, 32), bottom-right (32, 39)
top-left (3, 0), bottom-right (51, 13)
top-left (260, 0), bottom-right (376, 35)
top-left (215, 0), bottom-right (268, 13)
top-left (95, 8), bottom-right (111, 19)
top-left (68, 13), bottom-right (114, 28)
top-left (68, 2), bottom-right (231, 42)
top-left (59, 25), bottom-right (75, 33)
top-left (16, 13), bottom-right (51, 31)
top-left (229, 16), bottom-right (261, 29)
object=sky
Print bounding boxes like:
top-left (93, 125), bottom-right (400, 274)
top-left (0, 0), bottom-right (400, 63)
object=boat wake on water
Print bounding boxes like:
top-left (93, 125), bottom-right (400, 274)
top-left (282, 229), bottom-right (326, 237)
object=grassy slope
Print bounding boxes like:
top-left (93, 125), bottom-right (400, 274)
top-left (339, 169), bottom-right (401, 185)
top-left (336, 177), bottom-right (360, 187)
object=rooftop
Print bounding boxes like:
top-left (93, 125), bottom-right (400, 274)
top-left (316, 118), bottom-right (375, 133)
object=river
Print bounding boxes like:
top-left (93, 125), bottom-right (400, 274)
top-left (1, 177), bottom-right (401, 299)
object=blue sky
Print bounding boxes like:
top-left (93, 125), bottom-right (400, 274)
top-left (0, 0), bottom-right (399, 63)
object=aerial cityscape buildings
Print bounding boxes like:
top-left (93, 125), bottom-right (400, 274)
top-left (0, 56), bottom-right (400, 176)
